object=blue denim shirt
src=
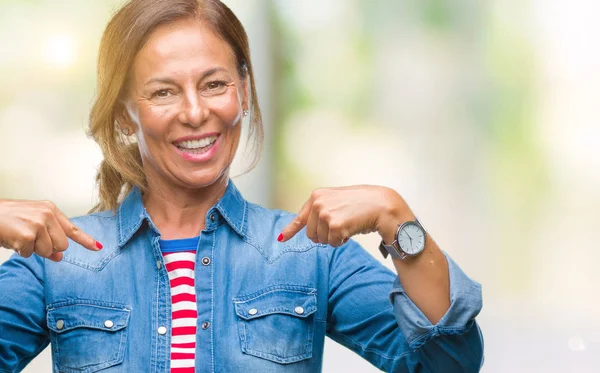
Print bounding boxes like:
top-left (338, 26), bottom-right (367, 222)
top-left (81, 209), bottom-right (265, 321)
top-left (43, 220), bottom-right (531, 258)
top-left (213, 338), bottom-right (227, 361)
top-left (0, 181), bottom-right (484, 373)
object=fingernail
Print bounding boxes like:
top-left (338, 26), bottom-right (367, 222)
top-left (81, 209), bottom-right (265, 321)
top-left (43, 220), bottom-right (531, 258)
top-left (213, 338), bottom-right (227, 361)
top-left (96, 241), bottom-right (103, 250)
top-left (277, 233), bottom-right (284, 242)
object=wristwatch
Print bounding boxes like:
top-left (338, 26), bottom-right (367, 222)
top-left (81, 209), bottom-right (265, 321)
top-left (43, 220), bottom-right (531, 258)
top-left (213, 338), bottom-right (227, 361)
top-left (378, 218), bottom-right (427, 260)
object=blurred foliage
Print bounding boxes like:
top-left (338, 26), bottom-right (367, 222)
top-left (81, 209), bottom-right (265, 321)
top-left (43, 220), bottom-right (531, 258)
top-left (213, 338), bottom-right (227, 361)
top-left (270, 0), bottom-right (550, 297)
top-left (419, 0), bottom-right (455, 31)
top-left (0, 0), bottom-right (40, 4)
top-left (269, 0), bottom-right (305, 205)
top-left (482, 3), bottom-right (550, 294)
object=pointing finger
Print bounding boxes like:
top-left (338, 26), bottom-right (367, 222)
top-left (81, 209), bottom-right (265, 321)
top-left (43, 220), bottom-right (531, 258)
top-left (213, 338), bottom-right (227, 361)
top-left (54, 209), bottom-right (102, 252)
top-left (279, 199), bottom-right (312, 242)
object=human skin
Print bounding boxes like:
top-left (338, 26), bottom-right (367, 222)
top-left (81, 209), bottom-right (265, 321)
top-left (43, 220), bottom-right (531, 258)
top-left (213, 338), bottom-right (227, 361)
top-left (0, 17), bottom-right (450, 324)
top-left (0, 200), bottom-right (100, 262)
top-left (280, 185), bottom-right (451, 324)
top-left (120, 18), bottom-right (248, 240)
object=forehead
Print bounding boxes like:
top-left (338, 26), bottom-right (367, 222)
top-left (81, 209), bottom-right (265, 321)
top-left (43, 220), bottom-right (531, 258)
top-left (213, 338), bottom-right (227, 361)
top-left (132, 17), bottom-right (236, 80)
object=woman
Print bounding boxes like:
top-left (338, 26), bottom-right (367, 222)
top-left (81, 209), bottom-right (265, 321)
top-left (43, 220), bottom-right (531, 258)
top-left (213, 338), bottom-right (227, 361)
top-left (0, 0), bottom-right (483, 372)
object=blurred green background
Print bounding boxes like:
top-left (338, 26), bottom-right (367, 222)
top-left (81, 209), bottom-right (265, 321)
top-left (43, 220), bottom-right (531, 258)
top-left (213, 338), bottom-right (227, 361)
top-left (1, 0), bottom-right (599, 372)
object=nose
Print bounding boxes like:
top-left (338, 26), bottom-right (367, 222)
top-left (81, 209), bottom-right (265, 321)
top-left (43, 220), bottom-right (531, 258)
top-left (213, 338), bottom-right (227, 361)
top-left (178, 90), bottom-right (209, 127)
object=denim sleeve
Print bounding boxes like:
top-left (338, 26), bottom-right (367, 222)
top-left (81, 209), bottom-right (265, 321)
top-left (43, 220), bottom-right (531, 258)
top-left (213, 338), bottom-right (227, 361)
top-left (326, 240), bottom-right (484, 373)
top-left (0, 253), bottom-right (49, 373)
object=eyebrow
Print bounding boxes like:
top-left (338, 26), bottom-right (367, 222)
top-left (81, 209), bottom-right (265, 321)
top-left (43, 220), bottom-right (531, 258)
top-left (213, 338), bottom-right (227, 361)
top-left (143, 67), bottom-right (228, 87)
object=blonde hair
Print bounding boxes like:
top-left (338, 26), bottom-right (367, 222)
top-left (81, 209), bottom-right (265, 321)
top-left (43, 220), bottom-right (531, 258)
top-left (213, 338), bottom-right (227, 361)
top-left (88, 0), bottom-right (263, 212)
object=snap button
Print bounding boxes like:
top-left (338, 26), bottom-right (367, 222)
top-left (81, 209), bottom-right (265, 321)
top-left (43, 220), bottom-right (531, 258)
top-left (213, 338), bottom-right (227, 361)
top-left (201, 257), bottom-right (211, 266)
top-left (201, 321), bottom-right (210, 330)
top-left (56, 320), bottom-right (65, 330)
top-left (156, 260), bottom-right (162, 269)
top-left (104, 320), bottom-right (114, 328)
top-left (209, 214), bottom-right (215, 222)
top-left (157, 326), bottom-right (167, 335)
top-left (248, 308), bottom-right (258, 316)
top-left (294, 306), bottom-right (305, 315)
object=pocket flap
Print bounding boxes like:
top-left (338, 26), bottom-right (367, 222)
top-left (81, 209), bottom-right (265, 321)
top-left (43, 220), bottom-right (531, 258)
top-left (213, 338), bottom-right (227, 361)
top-left (47, 303), bottom-right (130, 334)
top-left (234, 286), bottom-right (317, 321)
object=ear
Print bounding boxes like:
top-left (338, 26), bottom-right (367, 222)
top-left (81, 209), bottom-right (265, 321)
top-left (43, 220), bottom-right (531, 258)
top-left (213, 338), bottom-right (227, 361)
top-left (115, 100), bottom-right (137, 135)
top-left (240, 78), bottom-right (249, 113)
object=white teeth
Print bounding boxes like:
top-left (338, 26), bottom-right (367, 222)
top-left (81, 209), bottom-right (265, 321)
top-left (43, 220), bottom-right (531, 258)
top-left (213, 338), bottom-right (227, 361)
top-left (177, 136), bottom-right (217, 149)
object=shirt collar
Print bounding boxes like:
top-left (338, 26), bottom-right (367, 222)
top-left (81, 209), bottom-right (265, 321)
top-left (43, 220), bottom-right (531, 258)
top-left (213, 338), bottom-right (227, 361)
top-left (116, 180), bottom-right (248, 247)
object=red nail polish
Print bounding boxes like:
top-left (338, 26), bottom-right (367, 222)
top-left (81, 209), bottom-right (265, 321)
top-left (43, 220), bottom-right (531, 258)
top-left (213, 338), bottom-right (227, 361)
top-left (277, 233), bottom-right (283, 242)
top-left (96, 241), bottom-right (103, 250)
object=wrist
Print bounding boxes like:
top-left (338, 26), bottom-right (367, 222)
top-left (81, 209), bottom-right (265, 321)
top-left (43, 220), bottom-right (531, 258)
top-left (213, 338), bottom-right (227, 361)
top-left (376, 190), bottom-right (414, 244)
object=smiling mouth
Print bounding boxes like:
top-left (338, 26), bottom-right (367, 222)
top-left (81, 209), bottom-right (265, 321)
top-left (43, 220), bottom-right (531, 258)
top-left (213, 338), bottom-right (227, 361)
top-left (174, 135), bottom-right (219, 154)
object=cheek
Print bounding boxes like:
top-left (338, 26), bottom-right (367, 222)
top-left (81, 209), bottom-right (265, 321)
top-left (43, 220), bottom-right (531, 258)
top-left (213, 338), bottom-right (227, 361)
top-left (134, 106), bottom-right (177, 163)
top-left (138, 105), bottom-right (176, 138)
top-left (211, 92), bottom-right (242, 126)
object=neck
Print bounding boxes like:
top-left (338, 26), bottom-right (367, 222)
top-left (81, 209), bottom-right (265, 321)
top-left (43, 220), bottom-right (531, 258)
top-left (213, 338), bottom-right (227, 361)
top-left (142, 174), bottom-right (229, 240)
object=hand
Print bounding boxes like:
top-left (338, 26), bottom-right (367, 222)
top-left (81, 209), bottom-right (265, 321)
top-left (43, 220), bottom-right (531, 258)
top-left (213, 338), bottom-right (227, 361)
top-left (0, 200), bottom-right (102, 262)
top-left (278, 185), bottom-right (412, 247)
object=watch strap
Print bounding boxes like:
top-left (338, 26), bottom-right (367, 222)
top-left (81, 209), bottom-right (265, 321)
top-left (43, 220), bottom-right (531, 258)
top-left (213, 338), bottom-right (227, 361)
top-left (378, 241), bottom-right (407, 260)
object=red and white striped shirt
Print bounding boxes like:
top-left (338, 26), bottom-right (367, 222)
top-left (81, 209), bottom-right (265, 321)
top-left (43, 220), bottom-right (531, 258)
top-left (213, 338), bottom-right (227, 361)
top-left (159, 236), bottom-right (200, 373)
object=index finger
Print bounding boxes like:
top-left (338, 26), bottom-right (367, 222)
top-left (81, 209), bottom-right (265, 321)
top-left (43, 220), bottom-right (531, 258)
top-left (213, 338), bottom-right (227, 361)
top-left (279, 199), bottom-right (312, 243)
top-left (54, 209), bottom-right (102, 252)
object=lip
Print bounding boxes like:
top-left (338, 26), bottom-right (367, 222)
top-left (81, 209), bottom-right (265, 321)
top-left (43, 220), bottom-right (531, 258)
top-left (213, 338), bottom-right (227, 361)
top-left (172, 132), bottom-right (221, 144)
top-left (172, 133), bottom-right (221, 163)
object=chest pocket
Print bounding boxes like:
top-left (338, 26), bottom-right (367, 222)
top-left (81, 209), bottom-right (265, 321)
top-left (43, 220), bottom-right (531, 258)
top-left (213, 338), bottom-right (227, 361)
top-left (233, 285), bottom-right (317, 364)
top-left (47, 302), bottom-right (130, 373)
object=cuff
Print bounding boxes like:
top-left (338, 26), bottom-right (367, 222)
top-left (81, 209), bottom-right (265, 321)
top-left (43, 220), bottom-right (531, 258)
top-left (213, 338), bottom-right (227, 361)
top-left (389, 252), bottom-right (482, 350)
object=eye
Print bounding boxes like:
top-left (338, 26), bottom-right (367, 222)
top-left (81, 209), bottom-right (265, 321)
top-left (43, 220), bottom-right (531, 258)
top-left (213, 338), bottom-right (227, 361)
top-left (200, 80), bottom-right (232, 97)
top-left (206, 81), bottom-right (227, 91)
top-left (152, 89), bottom-right (171, 98)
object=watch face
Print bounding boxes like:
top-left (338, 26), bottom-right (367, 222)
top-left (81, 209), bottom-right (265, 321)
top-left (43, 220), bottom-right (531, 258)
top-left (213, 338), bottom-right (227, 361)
top-left (397, 222), bottom-right (425, 255)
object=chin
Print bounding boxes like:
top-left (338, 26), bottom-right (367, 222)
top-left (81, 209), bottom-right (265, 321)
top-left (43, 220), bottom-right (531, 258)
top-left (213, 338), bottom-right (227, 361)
top-left (178, 167), bottom-right (229, 190)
